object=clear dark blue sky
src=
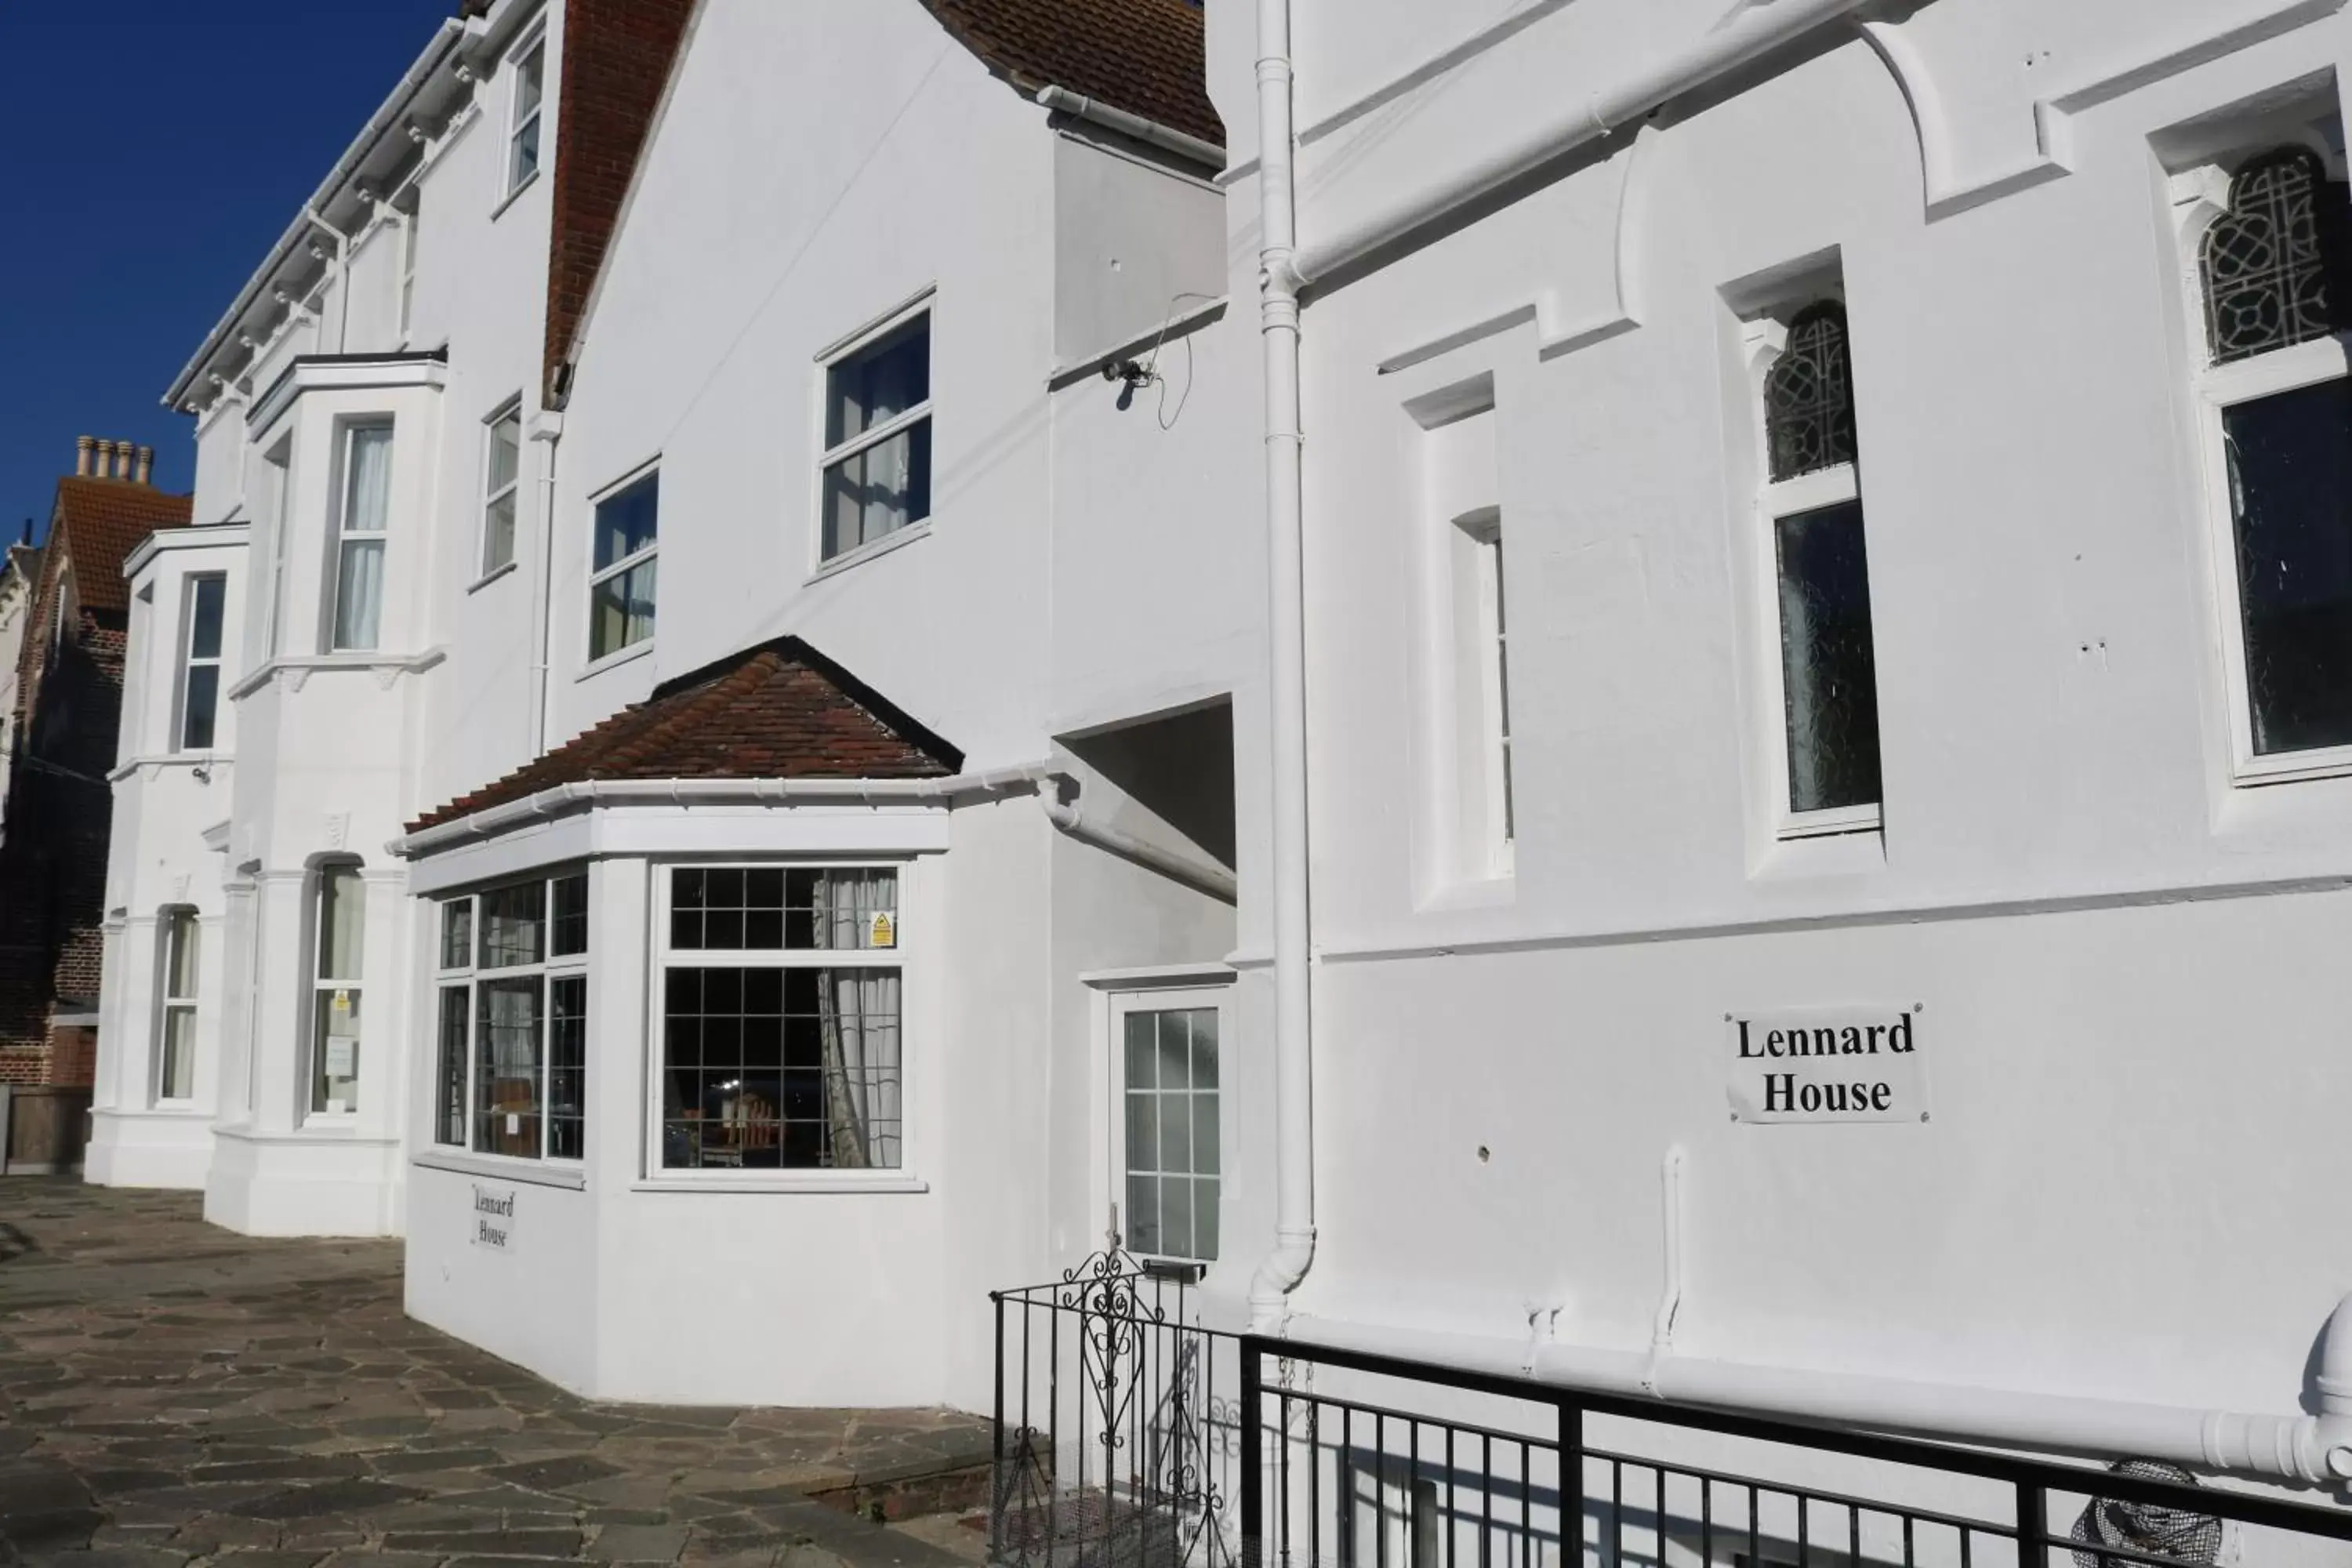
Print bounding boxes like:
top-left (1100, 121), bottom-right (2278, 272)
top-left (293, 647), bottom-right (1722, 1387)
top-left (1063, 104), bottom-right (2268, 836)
top-left (0, 2), bottom-right (459, 541)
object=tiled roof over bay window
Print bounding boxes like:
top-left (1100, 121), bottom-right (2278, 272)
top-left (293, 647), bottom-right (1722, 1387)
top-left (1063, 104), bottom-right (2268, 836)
top-left (407, 637), bottom-right (963, 833)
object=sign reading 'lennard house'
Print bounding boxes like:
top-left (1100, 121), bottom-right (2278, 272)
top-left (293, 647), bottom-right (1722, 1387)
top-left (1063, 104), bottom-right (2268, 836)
top-left (1726, 1005), bottom-right (1929, 1124)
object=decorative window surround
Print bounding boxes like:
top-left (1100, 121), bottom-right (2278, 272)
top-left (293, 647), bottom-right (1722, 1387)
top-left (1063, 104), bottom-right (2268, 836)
top-left (2173, 139), bottom-right (2352, 785)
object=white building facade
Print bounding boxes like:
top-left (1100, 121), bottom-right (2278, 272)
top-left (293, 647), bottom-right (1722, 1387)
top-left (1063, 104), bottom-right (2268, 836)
top-left (87, 0), bottom-right (2352, 1517)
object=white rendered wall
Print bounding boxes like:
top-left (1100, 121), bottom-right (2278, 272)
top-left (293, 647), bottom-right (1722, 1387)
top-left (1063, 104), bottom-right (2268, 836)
top-left (1243, 0), bottom-right (2352, 1426)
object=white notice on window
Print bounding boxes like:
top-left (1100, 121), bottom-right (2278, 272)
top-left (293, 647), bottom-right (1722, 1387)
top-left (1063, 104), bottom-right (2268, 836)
top-left (325, 1038), bottom-right (356, 1080)
top-left (1725, 1005), bottom-right (1929, 1124)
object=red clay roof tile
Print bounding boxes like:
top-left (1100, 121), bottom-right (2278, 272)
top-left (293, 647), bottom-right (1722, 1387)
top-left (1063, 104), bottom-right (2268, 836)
top-left (922, 0), bottom-right (1223, 151)
top-left (408, 636), bottom-right (963, 833)
top-left (49, 478), bottom-right (193, 614)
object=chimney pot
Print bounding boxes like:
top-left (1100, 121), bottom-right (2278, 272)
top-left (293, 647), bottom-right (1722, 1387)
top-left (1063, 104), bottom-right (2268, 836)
top-left (93, 440), bottom-right (114, 478)
top-left (114, 441), bottom-right (132, 480)
top-left (74, 436), bottom-right (93, 477)
top-left (134, 446), bottom-right (153, 485)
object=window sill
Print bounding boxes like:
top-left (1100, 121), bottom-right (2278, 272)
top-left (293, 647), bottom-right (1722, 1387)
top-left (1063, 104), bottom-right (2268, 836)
top-left (2229, 746), bottom-right (2352, 788)
top-left (1775, 803), bottom-right (1882, 841)
top-left (806, 521), bottom-right (932, 585)
top-left (414, 1149), bottom-right (586, 1191)
top-left (577, 637), bottom-right (655, 682)
top-left (491, 168), bottom-right (541, 222)
top-left (630, 1173), bottom-right (930, 1195)
top-left (467, 559), bottom-right (520, 594)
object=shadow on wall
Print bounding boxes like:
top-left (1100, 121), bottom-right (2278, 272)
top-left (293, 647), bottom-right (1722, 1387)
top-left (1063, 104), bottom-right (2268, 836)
top-left (1063, 699), bottom-right (1236, 872)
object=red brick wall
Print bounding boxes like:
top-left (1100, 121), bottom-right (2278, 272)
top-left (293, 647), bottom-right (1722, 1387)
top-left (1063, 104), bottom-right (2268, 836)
top-left (543, 0), bottom-right (696, 402)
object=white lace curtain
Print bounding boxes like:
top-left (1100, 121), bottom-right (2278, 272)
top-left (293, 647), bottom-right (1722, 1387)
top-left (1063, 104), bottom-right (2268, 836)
top-left (809, 870), bottom-right (902, 1169)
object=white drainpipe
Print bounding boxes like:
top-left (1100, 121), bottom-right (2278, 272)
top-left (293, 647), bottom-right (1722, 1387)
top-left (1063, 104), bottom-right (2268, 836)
top-left (1249, 0), bottom-right (1316, 1333)
top-left (1243, 0), bottom-right (2352, 1488)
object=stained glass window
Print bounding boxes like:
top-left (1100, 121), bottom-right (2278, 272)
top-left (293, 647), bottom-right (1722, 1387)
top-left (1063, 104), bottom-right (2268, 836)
top-left (2203, 148), bottom-right (2352, 365)
top-left (1765, 303), bottom-right (1858, 481)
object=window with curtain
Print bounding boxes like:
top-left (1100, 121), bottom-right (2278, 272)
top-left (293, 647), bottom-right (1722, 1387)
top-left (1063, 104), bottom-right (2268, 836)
top-left (2190, 146), bottom-right (2352, 768)
top-left (481, 404), bottom-right (521, 575)
top-left (507, 39), bottom-right (545, 197)
top-left (1759, 300), bottom-right (1882, 834)
top-left (157, 909), bottom-right (199, 1102)
top-left (176, 575), bottom-right (225, 752)
top-left (659, 866), bottom-right (903, 1172)
top-left (311, 864), bottom-right (366, 1114)
top-left (589, 470), bottom-right (658, 660)
top-left (330, 424), bottom-right (394, 652)
top-left (434, 871), bottom-right (589, 1161)
top-left (819, 309), bottom-right (932, 562)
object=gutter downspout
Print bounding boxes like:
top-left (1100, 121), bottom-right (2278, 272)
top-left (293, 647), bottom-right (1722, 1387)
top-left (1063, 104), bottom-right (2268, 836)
top-left (1250, 0), bottom-right (1316, 1334)
top-left (1033, 85), bottom-right (1225, 173)
top-left (1039, 779), bottom-right (1238, 903)
top-left (527, 418), bottom-right (562, 754)
top-left (1288, 0), bottom-right (1878, 286)
top-left (303, 207), bottom-right (353, 354)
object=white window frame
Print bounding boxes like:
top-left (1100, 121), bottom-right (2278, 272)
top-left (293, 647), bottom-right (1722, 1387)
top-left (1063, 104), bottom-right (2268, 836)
top-left (1105, 985), bottom-right (1232, 1269)
top-left (503, 34), bottom-right (546, 202)
top-left (479, 398), bottom-right (524, 579)
top-left (813, 292), bottom-right (935, 570)
top-left (155, 907), bottom-right (200, 1105)
top-left (586, 460), bottom-right (659, 667)
top-left (174, 573), bottom-right (227, 753)
top-left (1457, 507), bottom-right (1514, 874)
top-left (261, 441), bottom-right (293, 656)
top-left (395, 197), bottom-right (422, 343)
top-left (433, 872), bottom-right (590, 1166)
top-left (2173, 154), bottom-right (2352, 786)
top-left (1745, 315), bottom-right (1882, 840)
top-left (644, 860), bottom-right (921, 1192)
top-left (308, 862), bottom-right (367, 1119)
top-left (328, 420), bottom-right (394, 653)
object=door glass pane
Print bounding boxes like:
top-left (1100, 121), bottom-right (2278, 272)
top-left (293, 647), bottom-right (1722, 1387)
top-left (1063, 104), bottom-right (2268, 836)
top-left (1775, 500), bottom-right (1882, 814)
top-left (2224, 377), bottom-right (2352, 754)
top-left (1127, 1173), bottom-right (1160, 1256)
top-left (1124, 1012), bottom-right (1155, 1090)
top-left (1119, 1004), bottom-right (1221, 1261)
top-left (1126, 1091), bottom-right (1158, 1172)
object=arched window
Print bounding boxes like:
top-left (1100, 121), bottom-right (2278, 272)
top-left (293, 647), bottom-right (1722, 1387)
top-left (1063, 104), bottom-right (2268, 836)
top-left (2201, 147), bottom-right (2352, 365)
top-left (1764, 303), bottom-right (1859, 481)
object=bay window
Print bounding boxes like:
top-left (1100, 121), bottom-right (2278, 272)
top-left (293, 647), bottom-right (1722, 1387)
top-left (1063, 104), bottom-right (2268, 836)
top-left (434, 872), bottom-right (588, 1162)
top-left (658, 866), bottom-right (903, 1172)
top-left (330, 423), bottom-right (394, 652)
top-left (819, 307), bottom-right (931, 562)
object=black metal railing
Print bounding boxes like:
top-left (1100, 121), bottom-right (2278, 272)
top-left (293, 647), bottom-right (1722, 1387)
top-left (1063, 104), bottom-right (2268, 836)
top-left (989, 1277), bottom-right (2352, 1568)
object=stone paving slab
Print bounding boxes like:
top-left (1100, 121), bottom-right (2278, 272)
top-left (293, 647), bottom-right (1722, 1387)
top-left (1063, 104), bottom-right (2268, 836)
top-left (0, 1181), bottom-right (989, 1567)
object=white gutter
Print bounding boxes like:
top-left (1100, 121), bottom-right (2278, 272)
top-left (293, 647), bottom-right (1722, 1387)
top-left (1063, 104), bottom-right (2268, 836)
top-left (162, 18), bottom-right (465, 408)
top-left (1288, 0), bottom-right (1876, 286)
top-left (1033, 85), bottom-right (1226, 172)
top-left (1040, 786), bottom-right (1238, 903)
top-left (1288, 1295), bottom-right (2352, 1486)
top-left (387, 765), bottom-right (1054, 859)
top-left (1250, 0), bottom-right (1317, 1333)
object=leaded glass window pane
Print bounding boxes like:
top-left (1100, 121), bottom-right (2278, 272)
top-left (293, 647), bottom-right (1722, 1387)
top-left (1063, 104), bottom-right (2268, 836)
top-left (436, 985), bottom-right (468, 1145)
top-left (1776, 500), bottom-right (1883, 814)
top-left (548, 975), bottom-right (587, 1160)
top-left (474, 976), bottom-right (543, 1157)
top-left (2204, 150), bottom-right (2352, 366)
top-left (659, 964), bottom-right (902, 1170)
top-left (479, 881), bottom-right (543, 969)
top-left (2224, 376), bottom-right (2352, 753)
top-left (1765, 303), bottom-right (1858, 481)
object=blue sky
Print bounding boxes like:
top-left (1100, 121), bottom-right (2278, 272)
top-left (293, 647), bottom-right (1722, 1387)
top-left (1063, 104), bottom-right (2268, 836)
top-left (0, 2), bottom-right (458, 541)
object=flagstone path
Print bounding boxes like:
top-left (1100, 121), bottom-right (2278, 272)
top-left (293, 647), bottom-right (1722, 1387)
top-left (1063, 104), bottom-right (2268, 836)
top-left (0, 1181), bottom-right (992, 1567)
